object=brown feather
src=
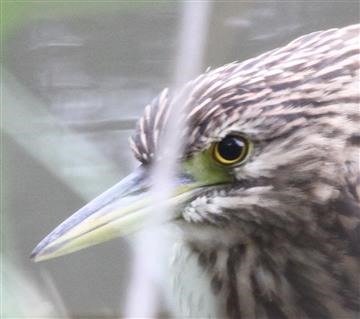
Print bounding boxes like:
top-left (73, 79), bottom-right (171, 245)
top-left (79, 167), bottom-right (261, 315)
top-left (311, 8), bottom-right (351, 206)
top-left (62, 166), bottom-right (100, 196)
top-left (132, 24), bottom-right (360, 319)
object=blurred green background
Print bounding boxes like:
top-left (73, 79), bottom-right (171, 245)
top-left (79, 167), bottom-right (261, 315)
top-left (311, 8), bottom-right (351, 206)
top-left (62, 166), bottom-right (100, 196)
top-left (1, 1), bottom-right (359, 318)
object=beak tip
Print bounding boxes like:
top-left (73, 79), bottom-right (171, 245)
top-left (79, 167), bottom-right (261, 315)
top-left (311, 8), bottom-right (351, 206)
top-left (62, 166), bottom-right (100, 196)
top-left (30, 255), bottom-right (39, 262)
top-left (30, 237), bottom-right (54, 262)
top-left (30, 247), bottom-right (55, 262)
top-left (30, 245), bottom-right (43, 262)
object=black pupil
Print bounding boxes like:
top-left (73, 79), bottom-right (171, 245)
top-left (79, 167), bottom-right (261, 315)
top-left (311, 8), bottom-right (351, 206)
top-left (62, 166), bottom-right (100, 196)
top-left (218, 136), bottom-right (245, 161)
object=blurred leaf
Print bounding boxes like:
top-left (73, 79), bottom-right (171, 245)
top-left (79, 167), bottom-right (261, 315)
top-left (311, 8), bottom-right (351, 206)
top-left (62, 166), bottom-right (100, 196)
top-left (1, 0), bottom-right (168, 40)
top-left (1, 254), bottom-right (59, 317)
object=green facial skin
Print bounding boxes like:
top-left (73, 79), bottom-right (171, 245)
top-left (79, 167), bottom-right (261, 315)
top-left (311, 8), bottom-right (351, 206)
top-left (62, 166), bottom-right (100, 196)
top-left (182, 148), bottom-right (233, 188)
top-left (31, 143), bottom-right (246, 262)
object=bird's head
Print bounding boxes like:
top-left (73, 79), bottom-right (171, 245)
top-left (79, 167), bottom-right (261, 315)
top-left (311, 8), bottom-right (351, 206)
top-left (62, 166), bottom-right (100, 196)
top-left (31, 25), bottom-right (359, 261)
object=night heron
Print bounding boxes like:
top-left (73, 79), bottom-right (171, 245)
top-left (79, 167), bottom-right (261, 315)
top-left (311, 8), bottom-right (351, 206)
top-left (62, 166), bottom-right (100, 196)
top-left (32, 25), bottom-right (359, 319)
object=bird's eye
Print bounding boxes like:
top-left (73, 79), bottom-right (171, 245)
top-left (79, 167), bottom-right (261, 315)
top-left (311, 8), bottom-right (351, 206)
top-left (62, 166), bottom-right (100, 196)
top-left (212, 135), bottom-right (251, 165)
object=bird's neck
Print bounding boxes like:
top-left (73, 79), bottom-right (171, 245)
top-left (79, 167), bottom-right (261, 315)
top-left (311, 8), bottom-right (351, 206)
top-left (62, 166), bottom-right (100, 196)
top-left (170, 234), bottom-right (357, 319)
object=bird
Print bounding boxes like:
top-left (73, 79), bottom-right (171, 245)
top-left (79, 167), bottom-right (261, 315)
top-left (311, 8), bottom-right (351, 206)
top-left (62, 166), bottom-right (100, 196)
top-left (32, 24), bottom-right (360, 319)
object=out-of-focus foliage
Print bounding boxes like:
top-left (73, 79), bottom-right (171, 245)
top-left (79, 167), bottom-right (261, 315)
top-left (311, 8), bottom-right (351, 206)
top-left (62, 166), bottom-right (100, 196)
top-left (2, 1), bottom-right (166, 40)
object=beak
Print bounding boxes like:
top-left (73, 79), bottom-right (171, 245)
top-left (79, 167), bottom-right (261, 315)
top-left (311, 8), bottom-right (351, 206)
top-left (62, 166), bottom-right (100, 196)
top-left (31, 165), bottom-right (201, 262)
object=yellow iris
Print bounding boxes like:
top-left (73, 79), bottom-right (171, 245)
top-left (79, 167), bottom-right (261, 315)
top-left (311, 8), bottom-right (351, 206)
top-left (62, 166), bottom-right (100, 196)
top-left (212, 135), bottom-right (251, 165)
